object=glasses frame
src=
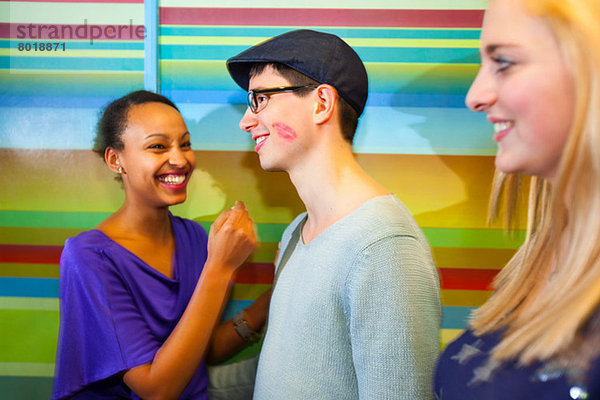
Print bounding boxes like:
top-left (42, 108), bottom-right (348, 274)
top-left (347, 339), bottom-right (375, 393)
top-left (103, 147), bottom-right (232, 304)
top-left (247, 85), bottom-right (319, 114)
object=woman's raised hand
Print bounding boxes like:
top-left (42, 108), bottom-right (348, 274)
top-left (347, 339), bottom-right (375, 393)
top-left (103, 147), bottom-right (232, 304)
top-left (206, 201), bottom-right (257, 274)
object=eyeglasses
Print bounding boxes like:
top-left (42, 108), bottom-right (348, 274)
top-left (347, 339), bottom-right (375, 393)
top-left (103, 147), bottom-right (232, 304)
top-left (247, 85), bottom-right (318, 114)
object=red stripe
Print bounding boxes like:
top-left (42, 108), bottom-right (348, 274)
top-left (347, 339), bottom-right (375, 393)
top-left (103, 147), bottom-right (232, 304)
top-left (0, 23), bottom-right (145, 40)
top-left (234, 262), bottom-right (274, 284)
top-left (439, 268), bottom-right (498, 291)
top-left (160, 8), bottom-right (484, 28)
top-left (0, 244), bottom-right (63, 264)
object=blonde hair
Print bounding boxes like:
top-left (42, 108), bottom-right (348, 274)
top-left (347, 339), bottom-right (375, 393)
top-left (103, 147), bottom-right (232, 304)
top-left (471, 0), bottom-right (600, 369)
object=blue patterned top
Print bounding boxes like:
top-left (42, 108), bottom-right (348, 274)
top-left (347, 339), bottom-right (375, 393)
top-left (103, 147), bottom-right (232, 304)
top-left (434, 328), bottom-right (600, 400)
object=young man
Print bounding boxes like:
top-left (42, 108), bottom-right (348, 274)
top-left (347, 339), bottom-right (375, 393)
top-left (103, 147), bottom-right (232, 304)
top-left (227, 29), bottom-right (441, 399)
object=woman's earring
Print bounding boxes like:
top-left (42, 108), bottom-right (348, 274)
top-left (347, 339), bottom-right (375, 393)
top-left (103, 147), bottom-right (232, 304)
top-left (117, 166), bottom-right (123, 174)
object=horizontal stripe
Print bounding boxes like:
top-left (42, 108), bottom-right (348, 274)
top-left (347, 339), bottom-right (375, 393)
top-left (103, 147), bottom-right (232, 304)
top-left (0, 263), bottom-right (59, 279)
top-left (0, 278), bottom-right (58, 297)
top-left (160, 8), bottom-right (484, 28)
top-left (0, 212), bottom-right (287, 239)
top-left (1, 39), bottom-right (144, 50)
top-left (442, 305), bottom-right (473, 329)
top-left (1, 49), bottom-right (144, 58)
top-left (0, 270), bottom-right (499, 299)
top-left (6, 0), bottom-right (142, 3)
top-left (0, 266), bottom-right (272, 298)
top-left (0, 230), bottom-right (280, 264)
top-left (0, 92), bottom-right (469, 109)
top-left (0, 210), bottom-right (110, 228)
top-left (158, 44), bottom-right (479, 64)
top-left (0, 376), bottom-right (53, 399)
top-left (234, 263), bottom-right (274, 284)
top-left (441, 328), bottom-right (464, 347)
top-left (1, 56), bottom-right (143, 70)
top-left (164, 90), bottom-right (470, 109)
top-left (432, 247), bottom-right (515, 269)
top-left (440, 289), bottom-right (492, 307)
top-left (0, 363), bottom-right (54, 377)
top-left (159, 61), bottom-right (479, 93)
top-left (0, 150), bottom-right (528, 230)
top-left (0, 105), bottom-right (494, 155)
top-left (0, 245), bottom-right (63, 264)
top-left (1, 22), bottom-right (145, 41)
top-left (424, 228), bottom-right (524, 249)
top-left (0, 376), bottom-right (53, 400)
top-left (0, 309), bottom-right (58, 363)
top-left (159, 26), bottom-right (481, 40)
top-left (0, 248), bottom-right (512, 277)
top-left (0, 225), bottom-right (523, 249)
top-left (230, 283), bottom-right (272, 300)
top-left (1, 3), bottom-right (143, 25)
top-left (440, 268), bottom-right (498, 291)
top-left (0, 297), bottom-right (58, 310)
top-left (160, 36), bottom-right (479, 49)
top-left (160, 0), bottom-right (487, 9)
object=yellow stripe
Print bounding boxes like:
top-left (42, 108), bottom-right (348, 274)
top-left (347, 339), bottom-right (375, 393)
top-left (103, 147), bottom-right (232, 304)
top-left (231, 284), bottom-right (272, 300)
top-left (441, 329), bottom-right (464, 348)
top-left (441, 289), bottom-right (492, 307)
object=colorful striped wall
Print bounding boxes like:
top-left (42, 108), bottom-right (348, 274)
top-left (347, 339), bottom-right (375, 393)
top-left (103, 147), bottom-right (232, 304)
top-left (1, 0), bottom-right (526, 398)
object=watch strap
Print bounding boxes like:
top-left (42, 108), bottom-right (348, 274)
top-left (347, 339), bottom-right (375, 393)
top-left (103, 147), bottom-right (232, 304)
top-left (233, 310), bottom-right (261, 343)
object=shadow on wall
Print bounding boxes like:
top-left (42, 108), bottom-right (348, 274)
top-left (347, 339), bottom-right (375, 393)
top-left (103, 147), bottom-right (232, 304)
top-left (176, 104), bottom-right (304, 224)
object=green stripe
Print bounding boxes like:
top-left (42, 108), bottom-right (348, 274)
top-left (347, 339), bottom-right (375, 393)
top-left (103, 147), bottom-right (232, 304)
top-left (0, 297), bottom-right (59, 311)
top-left (0, 225), bottom-right (524, 249)
top-left (423, 228), bottom-right (525, 249)
top-left (0, 363), bottom-right (55, 378)
top-left (0, 309), bottom-right (59, 363)
top-left (0, 210), bottom-right (110, 229)
top-left (0, 211), bottom-right (289, 242)
top-left (0, 376), bottom-right (53, 399)
top-left (0, 263), bottom-right (59, 278)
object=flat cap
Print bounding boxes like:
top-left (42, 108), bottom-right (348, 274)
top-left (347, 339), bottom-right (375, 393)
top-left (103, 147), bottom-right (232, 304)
top-left (227, 29), bottom-right (368, 116)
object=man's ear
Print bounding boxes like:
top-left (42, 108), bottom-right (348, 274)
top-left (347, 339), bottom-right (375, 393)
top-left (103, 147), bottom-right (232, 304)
top-left (313, 84), bottom-right (338, 125)
top-left (105, 147), bottom-right (123, 174)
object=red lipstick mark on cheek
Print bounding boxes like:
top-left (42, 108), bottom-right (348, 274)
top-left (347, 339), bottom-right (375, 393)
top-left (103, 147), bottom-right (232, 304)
top-left (273, 122), bottom-right (297, 141)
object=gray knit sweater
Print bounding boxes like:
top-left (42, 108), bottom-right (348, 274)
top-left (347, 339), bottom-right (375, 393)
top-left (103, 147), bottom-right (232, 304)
top-left (254, 195), bottom-right (441, 399)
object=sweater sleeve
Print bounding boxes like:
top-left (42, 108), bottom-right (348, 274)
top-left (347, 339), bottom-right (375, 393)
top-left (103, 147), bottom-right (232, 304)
top-left (345, 234), bottom-right (441, 400)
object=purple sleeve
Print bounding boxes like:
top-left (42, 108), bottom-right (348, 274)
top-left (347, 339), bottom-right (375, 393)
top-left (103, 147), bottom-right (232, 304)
top-left (52, 236), bottom-right (159, 399)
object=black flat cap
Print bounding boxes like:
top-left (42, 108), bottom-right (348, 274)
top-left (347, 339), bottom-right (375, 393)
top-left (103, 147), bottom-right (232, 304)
top-left (226, 29), bottom-right (368, 116)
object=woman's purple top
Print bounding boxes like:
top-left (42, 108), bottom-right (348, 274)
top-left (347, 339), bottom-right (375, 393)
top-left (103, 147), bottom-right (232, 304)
top-left (51, 215), bottom-right (209, 399)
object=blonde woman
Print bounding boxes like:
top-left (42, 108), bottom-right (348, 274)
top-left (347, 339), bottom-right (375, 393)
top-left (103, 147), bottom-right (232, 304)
top-left (434, 0), bottom-right (600, 398)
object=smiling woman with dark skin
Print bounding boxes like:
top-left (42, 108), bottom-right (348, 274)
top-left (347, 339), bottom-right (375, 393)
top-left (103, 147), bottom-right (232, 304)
top-left (51, 90), bottom-right (270, 400)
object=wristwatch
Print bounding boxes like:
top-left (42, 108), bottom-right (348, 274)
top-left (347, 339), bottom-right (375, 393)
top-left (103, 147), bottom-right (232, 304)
top-left (233, 310), bottom-right (261, 343)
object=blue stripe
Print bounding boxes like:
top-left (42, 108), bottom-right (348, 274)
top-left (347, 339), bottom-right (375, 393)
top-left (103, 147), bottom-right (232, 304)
top-left (1, 57), bottom-right (143, 71)
top-left (159, 45), bottom-right (479, 63)
top-left (442, 306), bottom-right (473, 329)
top-left (163, 90), bottom-right (468, 108)
top-left (0, 92), bottom-right (467, 109)
top-left (0, 95), bottom-right (118, 108)
top-left (159, 26), bottom-right (481, 40)
top-left (0, 278), bottom-right (58, 298)
top-left (0, 103), bottom-right (493, 155)
top-left (222, 300), bottom-right (253, 320)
